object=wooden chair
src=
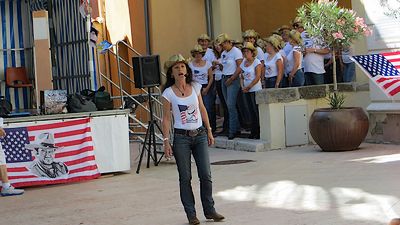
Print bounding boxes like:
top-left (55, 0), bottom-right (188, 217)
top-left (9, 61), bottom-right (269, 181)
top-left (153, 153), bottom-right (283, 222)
top-left (6, 67), bottom-right (33, 88)
top-left (5, 67), bottom-right (34, 109)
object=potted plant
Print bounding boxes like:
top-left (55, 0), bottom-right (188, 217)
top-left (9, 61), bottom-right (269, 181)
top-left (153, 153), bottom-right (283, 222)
top-left (309, 92), bottom-right (369, 151)
top-left (297, 0), bottom-right (372, 151)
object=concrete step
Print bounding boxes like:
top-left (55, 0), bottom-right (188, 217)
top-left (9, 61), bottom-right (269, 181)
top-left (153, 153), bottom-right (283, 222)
top-left (213, 136), bottom-right (270, 152)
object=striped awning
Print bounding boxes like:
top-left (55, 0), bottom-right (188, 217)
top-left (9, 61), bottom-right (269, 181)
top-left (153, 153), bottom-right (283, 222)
top-left (0, 0), bottom-right (33, 110)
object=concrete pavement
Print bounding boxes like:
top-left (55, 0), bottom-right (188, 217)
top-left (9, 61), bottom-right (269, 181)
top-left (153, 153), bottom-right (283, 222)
top-left (1, 143), bottom-right (400, 225)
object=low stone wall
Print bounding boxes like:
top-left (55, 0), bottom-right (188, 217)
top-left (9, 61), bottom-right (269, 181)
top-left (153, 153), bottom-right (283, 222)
top-left (367, 107), bottom-right (400, 144)
top-left (256, 83), bottom-right (371, 150)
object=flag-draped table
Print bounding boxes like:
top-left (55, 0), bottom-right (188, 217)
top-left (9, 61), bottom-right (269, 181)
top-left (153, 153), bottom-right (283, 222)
top-left (1, 109), bottom-right (131, 188)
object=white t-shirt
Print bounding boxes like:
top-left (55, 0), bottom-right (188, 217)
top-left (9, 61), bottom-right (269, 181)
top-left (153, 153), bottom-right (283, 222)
top-left (303, 36), bottom-right (328, 74)
top-left (162, 82), bottom-right (203, 130)
top-left (283, 42), bottom-right (293, 56)
top-left (189, 61), bottom-right (212, 85)
top-left (286, 46), bottom-right (303, 74)
top-left (221, 46), bottom-right (243, 75)
top-left (240, 58), bottom-right (262, 92)
top-left (264, 52), bottom-right (283, 78)
top-left (214, 58), bottom-right (223, 81)
top-left (256, 46), bottom-right (265, 62)
top-left (203, 48), bottom-right (216, 64)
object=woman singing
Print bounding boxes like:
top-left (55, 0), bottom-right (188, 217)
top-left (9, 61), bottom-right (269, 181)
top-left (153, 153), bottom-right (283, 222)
top-left (161, 54), bottom-right (225, 225)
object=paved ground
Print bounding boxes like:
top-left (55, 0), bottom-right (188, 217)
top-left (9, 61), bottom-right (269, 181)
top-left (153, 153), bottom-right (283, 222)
top-left (1, 143), bottom-right (400, 225)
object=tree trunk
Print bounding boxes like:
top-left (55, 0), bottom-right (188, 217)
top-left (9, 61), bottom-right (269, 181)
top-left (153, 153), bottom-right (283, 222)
top-left (332, 49), bottom-right (338, 91)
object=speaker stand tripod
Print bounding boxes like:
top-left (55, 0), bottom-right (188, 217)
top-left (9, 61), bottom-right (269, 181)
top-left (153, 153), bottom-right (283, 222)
top-left (136, 87), bottom-right (164, 174)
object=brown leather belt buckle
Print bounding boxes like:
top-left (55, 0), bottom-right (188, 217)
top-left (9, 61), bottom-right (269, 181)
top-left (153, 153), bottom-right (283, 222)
top-left (188, 129), bottom-right (199, 137)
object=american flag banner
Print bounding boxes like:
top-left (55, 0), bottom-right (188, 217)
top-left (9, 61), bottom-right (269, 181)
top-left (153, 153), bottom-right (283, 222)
top-left (352, 51), bottom-right (400, 97)
top-left (178, 104), bottom-right (188, 124)
top-left (1, 118), bottom-right (100, 188)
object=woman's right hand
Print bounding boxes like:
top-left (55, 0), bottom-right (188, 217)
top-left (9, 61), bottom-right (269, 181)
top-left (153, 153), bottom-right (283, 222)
top-left (164, 142), bottom-right (173, 159)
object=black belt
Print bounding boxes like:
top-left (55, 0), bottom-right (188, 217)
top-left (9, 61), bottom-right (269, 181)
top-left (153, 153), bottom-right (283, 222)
top-left (222, 74), bottom-right (233, 79)
top-left (174, 127), bottom-right (206, 137)
top-left (265, 76), bottom-right (277, 80)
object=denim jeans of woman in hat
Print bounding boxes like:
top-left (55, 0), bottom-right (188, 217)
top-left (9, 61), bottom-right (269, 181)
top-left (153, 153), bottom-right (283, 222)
top-left (221, 77), bottom-right (240, 135)
top-left (172, 130), bottom-right (216, 220)
top-left (343, 62), bottom-right (355, 82)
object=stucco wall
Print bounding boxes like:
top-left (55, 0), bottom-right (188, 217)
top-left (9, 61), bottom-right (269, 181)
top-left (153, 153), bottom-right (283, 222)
top-left (149, 0), bottom-right (207, 69)
top-left (239, 0), bottom-right (352, 38)
top-left (212, 0), bottom-right (243, 41)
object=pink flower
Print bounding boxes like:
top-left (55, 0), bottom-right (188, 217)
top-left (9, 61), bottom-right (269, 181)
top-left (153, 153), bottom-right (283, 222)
top-left (355, 17), bottom-right (365, 27)
top-left (336, 18), bottom-right (346, 26)
top-left (363, 27), bottom-right (373, 36)
top-left (354, 26), bottom-right (359, 33)
top-left (332, 32), bottom-right (344, 39)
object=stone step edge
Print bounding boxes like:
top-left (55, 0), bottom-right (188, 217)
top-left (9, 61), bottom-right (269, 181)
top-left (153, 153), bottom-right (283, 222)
top-left (213, 136), bottom-right (271, 152)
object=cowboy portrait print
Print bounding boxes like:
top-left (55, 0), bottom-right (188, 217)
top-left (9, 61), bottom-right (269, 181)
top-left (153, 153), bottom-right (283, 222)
top-left (25, 133), bottom-right (69, 179)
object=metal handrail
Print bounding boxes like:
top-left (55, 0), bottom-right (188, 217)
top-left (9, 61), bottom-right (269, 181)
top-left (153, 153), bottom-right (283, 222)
top-left (98, 73), bottom-right (162, 122)
top-left (97, 39), bottom-right (166, 144)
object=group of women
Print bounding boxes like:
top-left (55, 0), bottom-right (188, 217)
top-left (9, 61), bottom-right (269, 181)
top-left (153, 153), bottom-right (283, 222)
top-left (177, 26), bottom-right (306, 142)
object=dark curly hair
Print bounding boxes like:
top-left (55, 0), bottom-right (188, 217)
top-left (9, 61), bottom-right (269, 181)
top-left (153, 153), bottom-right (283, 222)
top-left (162, 62), bottom-right (193, 92)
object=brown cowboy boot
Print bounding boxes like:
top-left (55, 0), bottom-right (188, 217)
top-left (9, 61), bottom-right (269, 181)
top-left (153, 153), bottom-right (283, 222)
top-left (188, 216), bottom-right (200, 225)
top-left (205, 212), bottom-right (225, 222)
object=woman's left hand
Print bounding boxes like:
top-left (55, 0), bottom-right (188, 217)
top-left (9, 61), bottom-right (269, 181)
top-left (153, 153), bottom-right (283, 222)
top-left (207, 130), bottom-right (215, 146)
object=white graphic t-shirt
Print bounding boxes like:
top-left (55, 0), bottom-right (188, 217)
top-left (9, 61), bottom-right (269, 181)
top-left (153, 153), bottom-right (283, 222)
top-left (240, 58), bottom-right (262, 92)
top-left (189, 61), bottom-right (212, 85)
top-left (162, 82), bottom-right (203, 130)
top-left (221, 46), bottom-right (243, 75)
top-left (203, 48), bottom-right (216, 64)
top-left (286, 46), bottom-right (303, 74)
top-left (264, 52), bottom-right (283, 78)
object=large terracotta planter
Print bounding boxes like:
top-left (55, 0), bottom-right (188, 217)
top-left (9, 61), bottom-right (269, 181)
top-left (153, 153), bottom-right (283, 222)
top-left (309, 107), bottom-right (369, 151)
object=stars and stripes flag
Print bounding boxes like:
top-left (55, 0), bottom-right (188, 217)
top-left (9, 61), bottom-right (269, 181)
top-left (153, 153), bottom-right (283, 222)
top-left (178, 105), bottom-right (188, 124)
top-left (1, 118), bottom-right (100, 188)
top-left (352, 51), bottom-right (400, 97)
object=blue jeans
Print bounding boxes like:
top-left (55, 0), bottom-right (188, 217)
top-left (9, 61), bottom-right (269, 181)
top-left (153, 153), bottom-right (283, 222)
top-left (221, 76), bottom-right (240, 135)
top-left (305, 72), bottom-right (324, 85)
top-left (343, 62), bottom-right (355, 82)
top-left (290, 69), bottom-right (305, 87)
top-left (202, 83), bottom-right (216, 132)
top-left (264, 76), bottom-right (277, 88)
top-left (173, 131), bottom-right (216, 219)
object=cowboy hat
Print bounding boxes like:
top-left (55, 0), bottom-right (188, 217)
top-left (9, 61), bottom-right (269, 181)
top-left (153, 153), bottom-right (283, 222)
top-left (265, 36), bottom-right (282, 50)
top-left (215, 33), bottom-right (232, 45)
top-left (242, 29), bottom-right (259, 38)
top-left (272, 34), bottom-right (285, 49)
top-left (190, 44), bottom-right (206, 55)
top-left (25, 133), bottom-right (59, 150)
top-left (197, 33), bottom-right (211, 42)
top-left (278, 25), bottom-right (291, 34)
top-left (289, 30), bottom-right (303, 45)
top-left (241, 42), bottom-right (258, 55)
top-left (163, 54), bottom-right (188, 72)
top-left (292, 17), bottom-right (304, 28)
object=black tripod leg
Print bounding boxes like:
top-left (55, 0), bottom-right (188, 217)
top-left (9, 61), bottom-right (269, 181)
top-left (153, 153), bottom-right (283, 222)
top-left (146, 123), bottom-right (153, 168)
top-left (155, 122), bottom-right (165, 166)
top-left (136, 124), bottom-right (150, 174)
top-left (151, 121), bottom-right (158, 165)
